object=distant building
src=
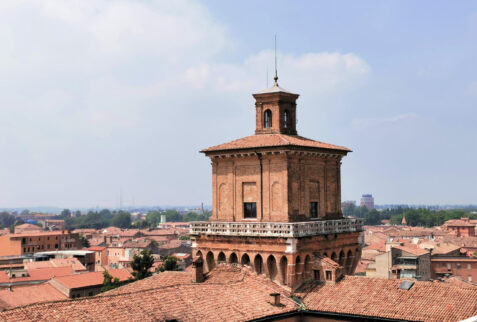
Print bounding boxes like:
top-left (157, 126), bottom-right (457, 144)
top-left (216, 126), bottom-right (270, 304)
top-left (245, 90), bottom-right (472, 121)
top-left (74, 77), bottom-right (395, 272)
top-left (431, 257), bottom-right (477, 283)
top-left (14, 223), bottom-right (42, 234)
top-left (48, 269), bottom-right (131, 298)
top-left (360, 194), bottom-right (374, 209)
top-left (33, 250), bottom-right (96, 272)
top-left (442, 218), bottom-right (476, 237)
top-left (0, 231), bottom-right (81, 257)
top-left (43, 219), bottom-right (66, 231)
top-left (367, 245), bottom-right (431, 280)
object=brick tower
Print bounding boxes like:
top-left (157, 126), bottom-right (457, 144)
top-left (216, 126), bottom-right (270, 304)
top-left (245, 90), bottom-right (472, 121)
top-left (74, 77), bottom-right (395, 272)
top-left (191, 77), bottom-right (363, 289)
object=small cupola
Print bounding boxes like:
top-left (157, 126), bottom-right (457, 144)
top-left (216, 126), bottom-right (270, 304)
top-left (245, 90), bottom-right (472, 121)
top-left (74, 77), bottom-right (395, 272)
top-left (253, 76), bottom-right (299, 135)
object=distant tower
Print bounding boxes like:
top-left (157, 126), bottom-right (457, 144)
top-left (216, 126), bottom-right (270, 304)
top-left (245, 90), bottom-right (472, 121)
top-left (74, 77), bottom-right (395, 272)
top-left (191, 76), bottom-right (363, 289)
top-left (401, 215), bottom-right (407, 226)
top-left (360, 194), bottom-right (374, 210)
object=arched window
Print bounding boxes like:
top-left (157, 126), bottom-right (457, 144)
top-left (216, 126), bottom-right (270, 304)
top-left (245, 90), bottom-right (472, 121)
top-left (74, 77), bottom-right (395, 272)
top-left (264, 110), bottom-right (272, 128)
top-left (283, 110), bottom-right (289, 129)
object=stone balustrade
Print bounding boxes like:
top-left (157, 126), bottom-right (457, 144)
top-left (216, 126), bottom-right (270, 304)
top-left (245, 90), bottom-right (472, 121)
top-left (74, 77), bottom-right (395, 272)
top-left (190, 218), bottom-right (363, 238)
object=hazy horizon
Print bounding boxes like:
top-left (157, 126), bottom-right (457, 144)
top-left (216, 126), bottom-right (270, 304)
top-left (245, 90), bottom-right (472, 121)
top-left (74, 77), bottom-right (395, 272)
top-left (1, 1), bottom-right (476, 208)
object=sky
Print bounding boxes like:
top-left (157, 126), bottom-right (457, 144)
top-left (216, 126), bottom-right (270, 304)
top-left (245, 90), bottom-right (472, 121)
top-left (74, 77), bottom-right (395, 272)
top-left (0, 0), bottom-right (476, 208)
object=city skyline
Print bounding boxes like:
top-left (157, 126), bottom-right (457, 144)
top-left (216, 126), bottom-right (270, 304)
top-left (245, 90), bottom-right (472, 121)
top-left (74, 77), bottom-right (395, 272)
top-left (1, 1), bottom-right (476, 208)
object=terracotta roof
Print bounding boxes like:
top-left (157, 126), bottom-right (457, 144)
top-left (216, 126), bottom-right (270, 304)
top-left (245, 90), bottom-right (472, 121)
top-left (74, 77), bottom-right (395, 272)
top-left (438, 236), bottom-right (477, 248)
top-left (0, 283), bottom-right (68, 310)
top-left (365, 242), bottom-right (386, 252)
top-left (141, 229), bottom-right (177, 236)
top-left (1, 265), bottom-right (476, 321)
top-left (118, 229), bottom-right (141, 237)
top-left (24, 259), bottom-right (86, 272)
top-left (201, 134), bottom-right (351, 153)
top-left (254, 83), bottom-right (297, 95)
top-left (122, 239), bottom-right (152, 249)
top-left (159, 240), bottom-right (183, 249)
top-left (444, 219), bottom-right (476, 227)
top-left (419, 241), bottom-right (461, 255)
top-left (50, 269), bottom-right (131, 290)
top-left (9, 231), bottom-right (72, 238)
top-left (14, 223), bottom-right (42, 230)
top-left (389, 229), bottom-right (435, 238)
top-left (298, 276), bottom-right (477, 321)
top-left (394, 245), bottom-right (429, 256)
top-left (0, 267), bottom-right (74, 284)
top-left (88, 246), bottom-right (106, 251)
top-left (0, 265), bottom-right (296, 321)
top-left (72, 229), bottom-right (97, 234)
top-left (320, 257), bottom-right (341, 268)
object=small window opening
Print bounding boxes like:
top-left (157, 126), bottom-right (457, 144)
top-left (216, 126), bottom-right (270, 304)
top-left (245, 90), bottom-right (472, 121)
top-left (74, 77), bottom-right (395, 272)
top-left (314, 270), bottom-right (320, 280)
top-left (264, 110), bottom-right (272, 128)
top-left (244, 202), bottom-right (257, 218)
top-left (283, 110), bottom-right (290, 129)
top-left (310, 202), bottom-right (318, 218)
top-left (325, 271), bottom-right (332, 281)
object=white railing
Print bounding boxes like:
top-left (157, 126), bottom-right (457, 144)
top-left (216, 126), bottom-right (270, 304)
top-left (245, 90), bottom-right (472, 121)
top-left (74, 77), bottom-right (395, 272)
top-left (190, 218), bottom-right (363, 238)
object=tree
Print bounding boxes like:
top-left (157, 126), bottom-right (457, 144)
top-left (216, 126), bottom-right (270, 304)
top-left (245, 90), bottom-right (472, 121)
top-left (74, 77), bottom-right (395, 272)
top-left (157, 256), bottom-right (178, 272)
top-left (146, 211), bottom-right (162, 227)
top-left (131, 249), bottom-right (154, 280)
top-left (183, 211), bottom-right (210, 222)
top-left (0, 212), bottom-right (15, 228)
top-left (111, 211), bottom-right (131, 229)
top-left (101, 271), bottom-right (121, 292)
top-left (131, 219), bottom-right (150, 229)
top-left (59, 209), bottom-right (71, 219)
top-left (364, 209), bottom-right (380, 225)
top-left (80, 235), bottom-right (90, 248)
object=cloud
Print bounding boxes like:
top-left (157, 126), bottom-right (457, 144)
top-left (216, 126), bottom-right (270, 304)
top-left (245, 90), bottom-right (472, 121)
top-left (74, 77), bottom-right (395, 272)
top-left (183, 51), bottom-right (370, 94)
top-left (0, 0), bottom-right (371, 207)
top-left (351, 113), bottom-right (418, 129)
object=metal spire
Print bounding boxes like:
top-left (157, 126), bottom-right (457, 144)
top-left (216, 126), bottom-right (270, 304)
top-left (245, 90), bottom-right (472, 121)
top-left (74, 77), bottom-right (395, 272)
top-left (274, 35), bottom-right (278, 86)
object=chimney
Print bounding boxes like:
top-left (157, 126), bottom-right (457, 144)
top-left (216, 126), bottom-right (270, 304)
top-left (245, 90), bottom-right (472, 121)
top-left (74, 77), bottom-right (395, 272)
top-left (270, 293), bottom-right (281, 306)
top-left (192, 257), bottom-right (204, 283)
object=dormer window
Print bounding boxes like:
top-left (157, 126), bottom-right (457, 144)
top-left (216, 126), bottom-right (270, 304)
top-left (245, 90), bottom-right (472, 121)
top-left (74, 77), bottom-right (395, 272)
top-left (264, 110), bottom-right (272, 128)
top-left (284, 110), bottom-right (289, 129)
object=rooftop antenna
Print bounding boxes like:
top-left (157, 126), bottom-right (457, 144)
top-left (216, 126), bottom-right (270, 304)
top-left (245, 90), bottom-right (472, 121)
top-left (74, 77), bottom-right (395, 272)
top-left (274, 34), bottom-right (278, 86)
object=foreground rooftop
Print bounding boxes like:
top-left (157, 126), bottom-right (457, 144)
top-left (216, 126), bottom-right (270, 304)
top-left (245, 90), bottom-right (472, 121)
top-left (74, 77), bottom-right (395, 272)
top-left (0, 264), bottom-right (476, 321)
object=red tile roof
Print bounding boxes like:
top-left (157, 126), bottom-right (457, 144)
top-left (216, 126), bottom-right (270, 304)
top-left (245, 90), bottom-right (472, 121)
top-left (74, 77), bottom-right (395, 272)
top-left (159, 240), bottom-right (183, 249)
top-left (394, 245), bottom-right (429, 256)
top-left (88, 246), bottom-right (106, 251)
top-left (298, 276), bottom-right (477, 322)
top-left (141, 229), bottom-right (177, 236)
top-left (0, 283), bottom-right (68, 310)
top-left (444, 219), bottom-right (476, 227)
top-left (1, 265), bottom-right (476, 321)
top-left (14, 223), bottom-right (42, 230)
top-left (201, 134), bottom-right (351, 153)
top-left (0, 267), bottom-right (74, 284)
top-left (9, 231), bottom-right (72, 238)
top-left (0, 265), bottom-right (296, 321)
top-left (24, 259), bottom-right (86, 272)
top-left (122, 239), bottom-right (152, 248)
top-left (50, 269), bottom-right (132, 290)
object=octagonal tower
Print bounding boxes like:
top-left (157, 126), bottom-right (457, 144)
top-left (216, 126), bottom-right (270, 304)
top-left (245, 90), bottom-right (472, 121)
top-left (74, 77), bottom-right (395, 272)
top-left (191, 79), bottom-right (363, 290)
